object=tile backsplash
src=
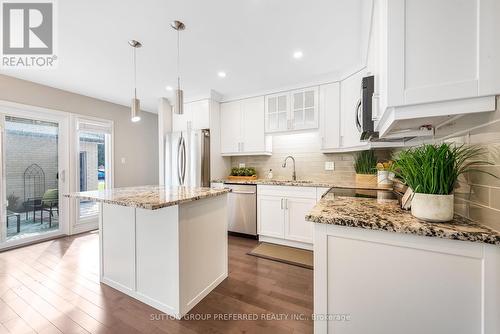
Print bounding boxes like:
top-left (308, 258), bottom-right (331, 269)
top-left (230, 95), bottom-right (500, 233)
top-left (443, 96), bottom-right (500, 232)
top-left (230, 132), bottom-right (390, 183)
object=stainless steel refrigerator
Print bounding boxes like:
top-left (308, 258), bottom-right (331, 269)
top-left (164, 129), bottom-right (210, 187)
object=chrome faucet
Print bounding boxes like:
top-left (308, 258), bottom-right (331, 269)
top-left (282, 156), bottom-right (296, 181)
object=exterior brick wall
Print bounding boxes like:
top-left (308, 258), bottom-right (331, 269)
top-left (5, 128), bottom-right (98, 212)
top-left (6, 131), bottom-right (58, 211)
top-left (79, 140), bottom-right (99, 191)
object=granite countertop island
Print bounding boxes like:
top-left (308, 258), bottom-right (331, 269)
top-left (66, 185), bottom-right (231, 210)
top-left (311, 191), bottom-right (500, 333)
top-left (66, 185), bottom-right (230, 319)
top-left (306, 192), bottom-right (500, 245)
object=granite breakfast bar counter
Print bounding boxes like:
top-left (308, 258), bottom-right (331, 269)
top-left (66, 185), bottom-right (230, 319)
top-left (307, 190), bottom-right (500, 334)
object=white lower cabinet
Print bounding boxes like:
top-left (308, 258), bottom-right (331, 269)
top-left (284, 197), bottom-right (316, 244)
top-left (257, 185), bottom-right (320, 249)
top-left (314, 223), bottom-right (500, 334)
top-left (258, 195), bottom-right (285, 239)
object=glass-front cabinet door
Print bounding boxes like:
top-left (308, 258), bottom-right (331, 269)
top-left (265, 93), bottom-right (289, 133)
top-left (265, 87), bottom-right (319, 133)
top-left (290, 87), bottom-right (319, 130)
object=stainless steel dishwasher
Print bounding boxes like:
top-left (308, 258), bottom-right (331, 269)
top-left (226, 183), bottom-right (257, 237)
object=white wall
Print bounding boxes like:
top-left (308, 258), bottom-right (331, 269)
top-left (0, 74), bottom-right (158, 187)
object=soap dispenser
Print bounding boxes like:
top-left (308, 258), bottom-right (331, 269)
top-left (267, 169), bottom-right (273, 179)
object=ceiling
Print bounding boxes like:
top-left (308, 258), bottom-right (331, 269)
top-left (1, 0), bottom-right (372, 113)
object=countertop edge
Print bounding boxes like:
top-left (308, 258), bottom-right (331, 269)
top-left (65, 188), bottom-right (231, 210)
top-left (305, 213), bottom-right (500, 246)
top-left (211, 179), bottom-right (391, 190)
top-left (306, 196), bottom-right (500, 246)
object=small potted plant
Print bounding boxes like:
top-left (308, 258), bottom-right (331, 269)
top-left (354, 150), bottom-right (377, 187)
top-left (376, 160), bottom-right (394, 188)
top-left (393, 143), bottom-right (494, 222)
top-left (228, 167), bottom-right (257, 181)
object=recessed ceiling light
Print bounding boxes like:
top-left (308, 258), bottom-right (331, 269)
top-left (293, 50), bottom-right (303, 59)
top-left (165, 85), bottom-right (173, 91)
top-left (217, 71), bottom-right (227, 78)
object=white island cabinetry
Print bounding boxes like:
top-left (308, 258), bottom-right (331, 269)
top-left (313, 223), bottom-right (500, 334)
top-left (308, 193), bottom-right (500, 334)
top-left (68, 186), bottom-right (230, 319)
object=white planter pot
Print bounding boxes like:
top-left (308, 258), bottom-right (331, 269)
top-left (411, 193), bottom-right (454, 222)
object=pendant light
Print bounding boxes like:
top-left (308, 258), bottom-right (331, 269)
top-left (128, 39), bottom-right (142, 122)
top-left (171, 20), bottom-right (185, 114)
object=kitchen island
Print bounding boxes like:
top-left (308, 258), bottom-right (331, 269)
top-left (67, 185), bottom-right (230, 319)
top-left (307, 188), bottom-right (500, 334)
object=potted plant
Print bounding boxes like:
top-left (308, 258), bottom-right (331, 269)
top-left (393, 143), bottom-right (494, 222)
top-left (376, 160), bottom-right (394, 188)
top-left (228, 167), bottom-right (257, 181)
top-left (354, 150), bottom-right (377, 187)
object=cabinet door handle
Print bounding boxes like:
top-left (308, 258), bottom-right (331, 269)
top-left (281, 198), bottom-right (283, 210)
top-left (241, 142), bottom-right (244, 152)
top-left (285, 198), bottom-right (288, 210)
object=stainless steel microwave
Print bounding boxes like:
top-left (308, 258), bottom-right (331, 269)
top-left (355, 75), bottom-right (376, 141)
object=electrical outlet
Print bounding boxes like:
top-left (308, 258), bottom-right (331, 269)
top-left (121, 157), bottom-right (126, 164)
top-left (325, 161), bottom-right (335, 171)
top-left (239, 163), bottom-right (246, 168)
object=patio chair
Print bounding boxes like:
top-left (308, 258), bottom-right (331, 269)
top-left (41, 189), bottom-right (59, 227)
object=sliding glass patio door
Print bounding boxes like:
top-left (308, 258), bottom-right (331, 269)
top-left (0, 105), bottom-right (69, 249)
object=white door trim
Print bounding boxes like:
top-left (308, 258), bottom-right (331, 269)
top-left (0, 100), bottom-right (70, 249)
top-left (70, 115), bottom-right (114, 235)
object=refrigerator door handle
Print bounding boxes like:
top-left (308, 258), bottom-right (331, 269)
top-left (177, 136), bottom-right (183, 185)
top-left (180, 135), bottom-right (187, 185)
top-left (200, 130), bottom-right (211, 187)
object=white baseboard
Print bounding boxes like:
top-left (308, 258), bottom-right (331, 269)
top-left (259, 235), bottom-right (313, 250)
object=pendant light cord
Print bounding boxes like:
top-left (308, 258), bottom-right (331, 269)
top-left (133, 46), bottom-right (137, 99)
top-left (177, 28), bottom-right (181, 89)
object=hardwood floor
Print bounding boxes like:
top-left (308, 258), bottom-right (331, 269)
top-left (0, 232), bottom-right (313, 333)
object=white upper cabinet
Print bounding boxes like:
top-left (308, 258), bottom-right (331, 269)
top-left (220, 97), bottom-right (272, 156)
top-left (290, 87), bottom-right (319, 130)
top-left (319, 82), bottom-right (341, 150)
top-left (220, 100), bottom-right (241, 154)
top-left (188, 100), bottom-right (210, 130)
top-left (479, 0), bottom-right (500, 96)
top-left (375, 0), bottom-right (499, 137)
top-left (265, 87), bottom-right (319, 133)
top-left (172, 99), bottom-right (210, 132)
top-left (241, 96), bottom-right (267, 153)
top-left (387, 0), bottom-right (479, 106)
top-left (265, 92), bottom-right (289, 132)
